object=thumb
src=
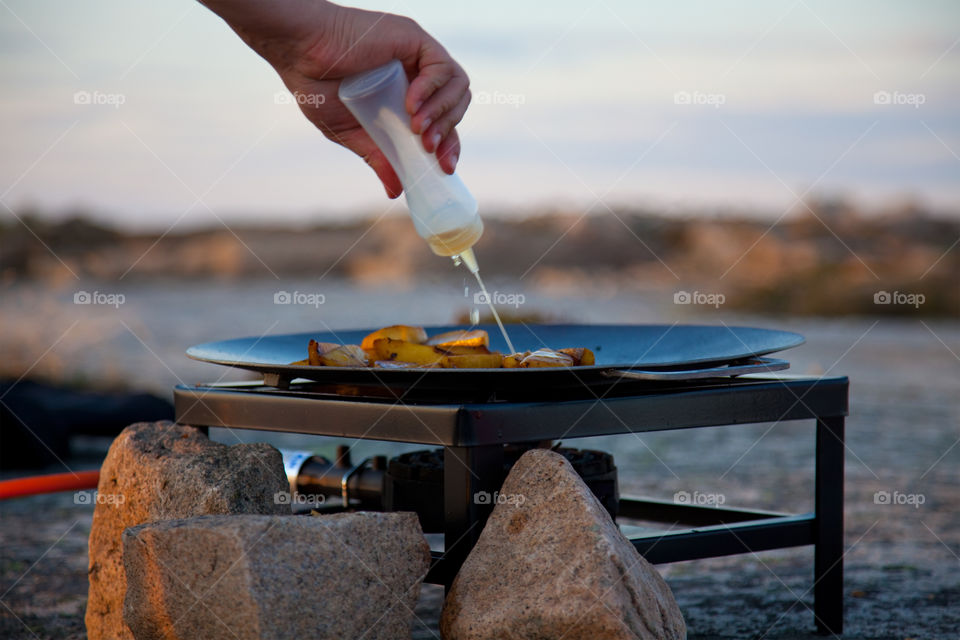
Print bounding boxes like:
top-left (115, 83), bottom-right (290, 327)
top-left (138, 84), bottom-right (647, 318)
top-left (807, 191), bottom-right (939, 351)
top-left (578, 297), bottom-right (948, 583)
top-left (334, 127), bottom-right (404, 198)
top-left (362, 148), bottom-right (403, 199)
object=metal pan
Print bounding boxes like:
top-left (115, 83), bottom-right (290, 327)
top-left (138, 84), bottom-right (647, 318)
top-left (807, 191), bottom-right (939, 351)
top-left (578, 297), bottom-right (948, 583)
top-left (186, 324), bottom-right (804, 392)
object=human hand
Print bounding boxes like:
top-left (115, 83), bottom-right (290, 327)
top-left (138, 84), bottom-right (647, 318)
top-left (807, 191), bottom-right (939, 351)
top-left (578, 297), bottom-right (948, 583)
top-left (202, 0), bottom-right (470, 198)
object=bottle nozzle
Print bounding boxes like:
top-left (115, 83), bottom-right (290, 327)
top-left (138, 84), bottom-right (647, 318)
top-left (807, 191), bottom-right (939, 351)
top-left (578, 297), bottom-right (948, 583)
top-left (457, 248), bottom-right (479, 274)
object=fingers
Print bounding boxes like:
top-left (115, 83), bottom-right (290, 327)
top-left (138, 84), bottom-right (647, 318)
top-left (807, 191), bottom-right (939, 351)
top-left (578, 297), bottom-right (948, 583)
top-left (315, 121), bottom-right (404, 198)
top-left (356, 143), bottom-right (403, 198)
top-left (417, 82), bottom-right (470, 157)
top-left (405, 39), bottom-right (470, 162)
top-left (406, 48), bottom-right (454, 117)
top-left (409, 67), bottom-right (468, 136)
top-left (435, 128), bottom-right (460, 174)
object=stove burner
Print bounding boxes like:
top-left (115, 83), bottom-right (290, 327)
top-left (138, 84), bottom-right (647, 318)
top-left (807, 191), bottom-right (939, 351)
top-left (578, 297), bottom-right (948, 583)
top-left (286, 444), bottom-right (617, 532)
top-left (384, 445), bottom-right (618, 532)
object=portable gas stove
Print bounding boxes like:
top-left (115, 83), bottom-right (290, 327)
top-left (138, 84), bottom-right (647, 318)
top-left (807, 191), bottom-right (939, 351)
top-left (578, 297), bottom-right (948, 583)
top-left (174, 324), bottom-right (848, 634)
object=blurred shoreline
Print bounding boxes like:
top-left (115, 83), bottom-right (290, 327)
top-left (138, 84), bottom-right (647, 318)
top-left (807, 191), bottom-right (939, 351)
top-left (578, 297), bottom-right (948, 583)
top-left (4, 200), bottom-right (957, 318)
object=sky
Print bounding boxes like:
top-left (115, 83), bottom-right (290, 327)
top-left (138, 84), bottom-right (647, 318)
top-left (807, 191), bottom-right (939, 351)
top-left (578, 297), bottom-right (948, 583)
top-left (1, 0), bottom-right (959, 230)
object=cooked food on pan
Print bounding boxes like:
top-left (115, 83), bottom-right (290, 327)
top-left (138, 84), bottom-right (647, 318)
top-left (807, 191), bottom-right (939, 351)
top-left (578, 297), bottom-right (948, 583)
top-left (293, 325), bottom-right (595, 369)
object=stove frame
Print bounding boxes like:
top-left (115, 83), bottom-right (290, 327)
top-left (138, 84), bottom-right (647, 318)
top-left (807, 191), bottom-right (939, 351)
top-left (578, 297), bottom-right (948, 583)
top-left (174, 373), bottom-right (848, 635)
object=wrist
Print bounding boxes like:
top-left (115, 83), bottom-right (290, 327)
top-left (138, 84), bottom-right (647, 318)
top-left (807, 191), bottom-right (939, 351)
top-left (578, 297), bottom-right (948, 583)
top-left (200, 0), bottom-right (338, 71)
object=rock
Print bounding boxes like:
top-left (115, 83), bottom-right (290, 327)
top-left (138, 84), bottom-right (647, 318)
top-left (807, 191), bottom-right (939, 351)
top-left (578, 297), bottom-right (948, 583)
top-left (122, 511), bottom-right (431, 640)
top-left (85, 421), bottom-right (289, 640)
top-left (441, 449), bottom-right (686, 640)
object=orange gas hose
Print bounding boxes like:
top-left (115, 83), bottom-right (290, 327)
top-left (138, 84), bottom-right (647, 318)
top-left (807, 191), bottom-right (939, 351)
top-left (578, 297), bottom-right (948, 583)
top-left (0, 470), bottom-right (101, 500)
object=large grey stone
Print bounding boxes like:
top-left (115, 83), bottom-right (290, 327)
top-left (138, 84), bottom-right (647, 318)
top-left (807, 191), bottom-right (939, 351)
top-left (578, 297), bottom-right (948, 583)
top-left (85, 421), bottom-right (289, 640)
top-left (122, 512), bottom-right (431, 640)
top-left (441, 449), bottom-right (686, 640)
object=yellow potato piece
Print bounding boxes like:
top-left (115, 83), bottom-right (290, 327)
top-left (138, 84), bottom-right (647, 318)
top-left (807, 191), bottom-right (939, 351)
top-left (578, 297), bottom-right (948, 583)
top-left (360, 325), bottom-right (428, 350)
top-left (424, 329), bottom-right (489, 348)
top-left (434, 344), bottom-right (492, 355)
top-left (502, 352), bottom-right (529, 368)
top-left (317, 344), bottom-right (369, 367)
top-left (372, 338), bottom-right (446, 366)
top-left (520, 349), bottom-right (575, 368)
top-left (441, 353), bottom-right (504, 369)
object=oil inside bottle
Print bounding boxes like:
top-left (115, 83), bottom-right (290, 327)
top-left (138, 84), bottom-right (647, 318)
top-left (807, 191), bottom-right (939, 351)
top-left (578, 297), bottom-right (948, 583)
top-left (425, 223), bottom-right (483, 257)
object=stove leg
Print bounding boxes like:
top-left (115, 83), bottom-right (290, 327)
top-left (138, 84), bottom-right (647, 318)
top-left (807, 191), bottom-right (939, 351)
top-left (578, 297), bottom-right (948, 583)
top-left (814, 416), bottom-right (844, 635)
top-left (442, 445), bottom-right (504, 593)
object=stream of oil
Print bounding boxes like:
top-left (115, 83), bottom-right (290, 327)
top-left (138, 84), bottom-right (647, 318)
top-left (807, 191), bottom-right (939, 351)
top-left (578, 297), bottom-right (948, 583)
top-left (452, 252), bottom-right (516, 354)
top-left (471, 269), bottom-right (516, 354)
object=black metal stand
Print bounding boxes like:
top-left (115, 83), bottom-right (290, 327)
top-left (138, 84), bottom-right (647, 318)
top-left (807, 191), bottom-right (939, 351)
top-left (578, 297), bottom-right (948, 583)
top-left (175, 374), bottom-right (848, 634)
top-left (814, 416), bottom-right (845, 635)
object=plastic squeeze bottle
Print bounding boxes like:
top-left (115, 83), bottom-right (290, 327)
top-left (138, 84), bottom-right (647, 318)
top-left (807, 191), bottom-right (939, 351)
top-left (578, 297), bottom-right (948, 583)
top-left (338, 60), bottom-right (482, 274)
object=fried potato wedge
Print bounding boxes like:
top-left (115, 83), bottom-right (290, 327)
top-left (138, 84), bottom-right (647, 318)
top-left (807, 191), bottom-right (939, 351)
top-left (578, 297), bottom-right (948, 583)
top-left (360, 325), bottom-right (428, 350)
top-left (424, 329), bottom-right (489, 348)
top-left (308, 340), bottom-right (342, 366)
top-left (502, 352), bottom-right (530, 368)
top-left (434, 344), bottom-right (492, 356)
top-left (520, 349), bottom-right (575, 368)
top-left (558, 347), bottom-right (596, 366)
top-left (372, 338), bottom-right (445, 366)
top-left (441, 353), bottom-right (504, 369)
top-left (317, 344), bottom-right (369, 367)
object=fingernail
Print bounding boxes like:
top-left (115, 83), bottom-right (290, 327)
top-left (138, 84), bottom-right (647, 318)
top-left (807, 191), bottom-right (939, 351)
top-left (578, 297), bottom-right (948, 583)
top-left (430, 131), bottom-right (441, 150)
top-left (451, 153), bottom-right (459, 171)
top-left (421, 117), bottom-right (431, 132)
top-left (412, 100), bottom-right (423, 113)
